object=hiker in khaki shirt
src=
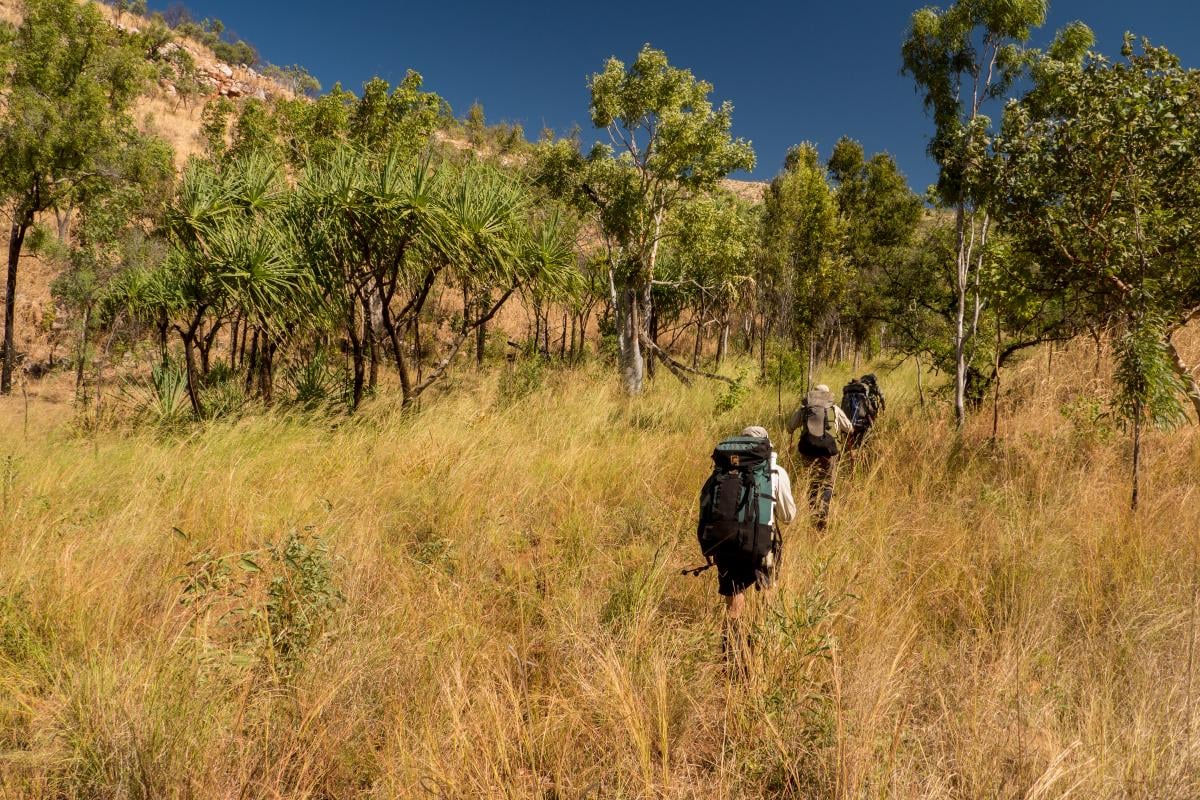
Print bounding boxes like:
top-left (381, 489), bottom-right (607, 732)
top-left (786, 384), bottom-right (852, 530)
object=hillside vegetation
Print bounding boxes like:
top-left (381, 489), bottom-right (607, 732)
top-left (1, 339), bottom-right (1199, 798)
top-left (4, 0), bottom-right (1200, 796)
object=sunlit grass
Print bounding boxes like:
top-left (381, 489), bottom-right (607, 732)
top-left (1, 344), bottom-right (1198, 798)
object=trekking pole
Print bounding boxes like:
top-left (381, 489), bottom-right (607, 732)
top-left (680, 561), bottom-right (714, 577)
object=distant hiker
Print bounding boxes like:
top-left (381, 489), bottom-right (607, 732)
top-left (842, 374), bottom-right (884, 455)
top-left (787, 384), bottom-right (853, 531)
top-left (861, 373), bottom-right (885, 414)
top-left (695, 426), bottom-right (796, 629)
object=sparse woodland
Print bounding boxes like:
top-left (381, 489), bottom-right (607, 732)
top-left (1, 0), bottom-right (1200, 797)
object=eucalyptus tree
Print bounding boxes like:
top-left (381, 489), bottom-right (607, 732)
top-left (761, 144), bottom-right (846, 375)
top-left (995, 32), bottom-right (1200, 508)
top-left (902, 0), bottom-right (1047, 427)
top-left (535, 45), bottom-right (755, 394)
top-left (661, 191), bottom-right (757, 367)
top-left (50, 133), bottom-right (174, 395)
top-left (349, 72), bottom-right (449, 156)
top-left (0, 0), bottom-right (150, 393)
top-left (826, 137), bottom-right (923, 362)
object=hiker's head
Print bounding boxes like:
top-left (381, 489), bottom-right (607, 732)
top-left (815, 384), bottom-right (830, 393)
top-left (741, 425), bottom-right (770, 441)
top-left (862, 373), bottom-right (878, 386)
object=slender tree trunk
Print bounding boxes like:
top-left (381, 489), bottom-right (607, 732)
top-left (74, 304), bottom-right (92, 400)
top-left (3, 212), bottom-right (32, 395)
top-left (347, 304), bottom-right (365, 410)
top-left (258, 336), bottom-right (274, 404)
top-left (953, 207), bottom-right (969, 429)
top-left (992, 319), bottom-right (1002, 440)
top-left (647, 302), bottom-right (659, 380)
top-left (229, 317), bottom-right (240, 369)
top-left (1131, 398), bottom-right (1142, 512)
top-left (717, 319), bottom-right (730, 366)
top-left (758, 316), bottom-right (768, 376)
top-left (181, 333), bottom-right (203, 417)
top-left (158, 314), bottom-right (170, 367)
top-left (198, 320), bottom-right (221, 376)
top-left (245, 328), bottom-right (259, 395)
top-left (476, 298), bottom-right (488, 365)
top-left (237, 319), bottom-right (247, 368)
top-left (915, 351), bottom-right (926, 408)
top-left (616, 283), bottom-right (645, 395)
top-left (807, 337), bottom-right (816, 392)
top-left (379, 297), bottom-right (413, 401)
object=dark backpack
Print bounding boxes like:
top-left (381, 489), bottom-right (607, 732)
top-left (798, 388), bottom-right (839, 458)
top-left (841, 380), bottom-right (872, 432)
top-left (862, 374), bottom-right (885, 415)
top-left (697, 436), bottom-right (775, 562)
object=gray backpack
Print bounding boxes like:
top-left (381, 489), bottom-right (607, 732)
top-left (799, 388), bottom-right (839, 457)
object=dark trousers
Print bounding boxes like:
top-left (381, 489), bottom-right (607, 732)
top-left (800, 452), bottom-right (839, 530)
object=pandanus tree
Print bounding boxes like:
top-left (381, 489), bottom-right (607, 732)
top-left (121, 154), bottom-right (309, 416)
top-left (296, 146), bottom-right (578, 409)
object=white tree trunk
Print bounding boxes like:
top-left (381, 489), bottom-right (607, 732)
top-left (617, 285), bottom-right (644, 395)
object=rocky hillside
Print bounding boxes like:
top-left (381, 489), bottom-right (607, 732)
top-left (1, 0), bottom-right (767, 376)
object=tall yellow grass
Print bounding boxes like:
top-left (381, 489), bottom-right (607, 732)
top-left (1, 341), bottom-right (1198, 798)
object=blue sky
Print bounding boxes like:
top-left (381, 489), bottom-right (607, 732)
top-left (170, 0), bottom-right (1200, 191)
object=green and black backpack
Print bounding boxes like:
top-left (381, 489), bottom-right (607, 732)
top-left (697, 436), bottom-right (775, 562)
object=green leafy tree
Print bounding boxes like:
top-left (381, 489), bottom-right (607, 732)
top-left (540, 45), bottom-right (755, 394)
top-left (661, 191), bottom-right (757, 367)
top-left (761, 143), bottom-right (846, 376)
top-left (199, 97), bottom-right (236, 160)
top-left (349, 72), bottom-right (449, 156)
top-left (0, 0), bottom-right (150, 393)
top-left (464, 101), bottom-right (486, 146)
top-left (261, 63), bottom-right (321, 98)
top-left (902, 0), bottom-right (1047, 427)
top-left (827, 137), bottom-right (923, 363)
top-left (227, 99), bottom-right (284, 162)
top-left (51, 132), bottom-right (174, 396)
top-left (995, 32), bottom-right (1200, 508)
top-left (275, 84), bottom-right (355, 168)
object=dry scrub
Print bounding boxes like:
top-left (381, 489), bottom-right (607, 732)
top-left (1, 342), bottom-right (1198, 798)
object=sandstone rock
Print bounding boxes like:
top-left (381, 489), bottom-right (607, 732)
top-left (218, 63), bottom-right (233, 79)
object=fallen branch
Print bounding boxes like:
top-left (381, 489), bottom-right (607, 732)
top-left (638, 333), bottom-right (736, 387)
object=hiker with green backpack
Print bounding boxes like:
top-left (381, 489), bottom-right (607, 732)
top-left (694, 426), bottom-right (796, 626)
top-left (786, 384), bottom-right (853, 531)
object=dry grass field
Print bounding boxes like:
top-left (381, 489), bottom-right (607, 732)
top-left (1, 333), bottom-right (1198, 799)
